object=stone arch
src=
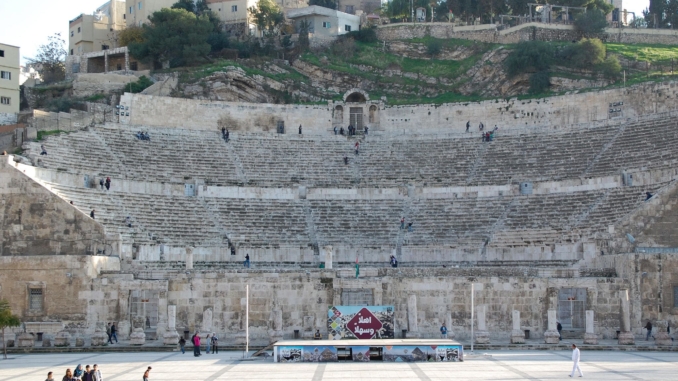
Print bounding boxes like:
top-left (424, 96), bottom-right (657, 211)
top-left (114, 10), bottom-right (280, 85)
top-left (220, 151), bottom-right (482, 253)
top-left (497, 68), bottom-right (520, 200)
top-left (343, 88), bottom-right (369, 103)
top-left (334, 105), bottom-right (344, 124)
top-left (369, 105), bottom-right (378, 124)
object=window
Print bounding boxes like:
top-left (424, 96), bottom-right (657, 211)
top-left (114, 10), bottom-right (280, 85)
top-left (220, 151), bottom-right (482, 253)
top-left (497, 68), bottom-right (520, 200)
top-left (345, 5), bottom-right (354, 14)
top-left (323, 21), bottom-right (331, 28)
top-left (130, 61), bottom-right (138, 71)
top-left (71, 31), bottom-right (74, 37)
top-left (231, 5), bottom-right (237, 12)
top-left (0, 71), bottom-right (11, 80)
top-left (0, 50), bottom-right (4, 57)
top-left (102, 44), bottom-right (109, 50)
top-left (0, 97), bottom-right (10, 105)
top-left (129, 6), bottom-right (133, 14)
top-left (70, 49), bottom-right (74, 55)
top-left (345, 25), bottom-right (351, 32)
top-left (138, 2), bottom-right (142, 10)
top-left (77, 27), bottom-right (81, 33)
top-left (29, 288), bottom-right (43, 311)
top-left (123, 13), bottom-right (126, 19)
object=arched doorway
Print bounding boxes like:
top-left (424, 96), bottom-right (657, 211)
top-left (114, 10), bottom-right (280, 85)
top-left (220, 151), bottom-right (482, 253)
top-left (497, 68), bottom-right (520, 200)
top-left (369, 105), bottom-right (377, 124)
top-left (334, 105), bottom-right (344, 124)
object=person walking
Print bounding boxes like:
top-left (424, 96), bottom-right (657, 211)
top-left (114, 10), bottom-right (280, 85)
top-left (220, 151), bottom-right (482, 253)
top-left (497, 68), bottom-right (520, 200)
top-left (334, 126), bottom-right (338, 135)
top-left (206, 333), bottom-right (211, 354)
top-left (105, 177), bottom-right (111, 191)
top-left (91, 365), bottom-right (102, 381)
top-left (211, 333), bottom-right (218, 354)
top-left (179, 336), bottom-right (186, 354)
top-left (193, 332), bottom-right (201, 357)
top-left (143, 367), bottom-right (151, 381)
top-left (99, 179), bottom-right (104, 190)
top-left (645, 321), bottom-right (653, 340)
top-left (110, 322), bottom-right (118, 343)
top-left (298, 125), bottom-right (302, 134)
top-left (244, 254), bottom-right (250, 268)
top-left (41, 145), bottom-right (48, 155)
top-left (400, 217), bottom-right (405, 230)
top-left (440, 323), bottom-right (448, 339)
top-left (106, 323), bottom-right (113, 344)
top-left (73, 365), bottom-right (84, 380)
top-left (557, 321), bottom-right (562, 341)
top-left (46, 372), bottom-right (55, 381)
top-left (569, 344), bottom-right (583, 378)
top-left (62, 369), bottom-right (75, 381)
top-left (354, 141), bottom-right (360, 155)
top-left (82, 365), bottom-right (93, 381)
top-left (466, 121), bottom-right (470, 132)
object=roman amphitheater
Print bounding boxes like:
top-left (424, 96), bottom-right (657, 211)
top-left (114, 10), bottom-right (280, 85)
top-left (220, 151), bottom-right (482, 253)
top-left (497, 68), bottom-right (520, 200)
top-left (2, 81), bottom-right (678, 348)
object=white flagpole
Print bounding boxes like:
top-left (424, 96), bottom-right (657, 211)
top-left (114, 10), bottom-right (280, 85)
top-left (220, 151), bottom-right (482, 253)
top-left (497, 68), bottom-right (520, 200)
top-left (471, 283), bottom-right (474, 354)
top-left (246, 284), bottom-right (249, 355)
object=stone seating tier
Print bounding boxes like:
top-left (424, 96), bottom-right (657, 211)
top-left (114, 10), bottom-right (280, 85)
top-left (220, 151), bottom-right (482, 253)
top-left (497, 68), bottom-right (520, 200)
top-left (25, 117), bottom-right (678, 187)
top-left (43, 182), bottom-right (660, 252)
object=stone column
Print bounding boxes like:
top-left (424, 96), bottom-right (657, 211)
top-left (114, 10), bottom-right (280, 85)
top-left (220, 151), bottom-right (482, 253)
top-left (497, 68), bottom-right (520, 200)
top-left (583, 310), bottom-right (598, 344)
top-left (91, 322), bottom-right (108, 346)
top-left (269, 309), bottom-right (283, 342)
top-left (202, 308), bottom-right (213, 334)
top-left (185, 247), bottom-right (193, 270)
top-left (117, 290), bottom-right (131, 339)
top-left (445, 311), bottom-right (455, 340)
top-left (618, 289), bottom-right (634, 345)
top-left (104, 51), bottom-right (108, 73)
top-left (511, 310), bottom-right (525, 344)
top-left (235, 294), bottom-right (248, 345)
top-left (163, 305), bottom-right (180, 345)
top-left (129, 316), bottom-right (146, 345)
top-left (407, 294), bottom-right (419, 338)
top-left (324, 246), bottom-right (333, 269)
top-left (654, 321), bottom-right (671, 346)
top-left (544, 309), bottom-right (560, 344)
top-left (474, 305), bottom-right (490, 344)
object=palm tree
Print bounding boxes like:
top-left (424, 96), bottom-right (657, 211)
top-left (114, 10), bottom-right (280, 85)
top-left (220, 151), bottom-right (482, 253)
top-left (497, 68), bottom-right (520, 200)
top-left (0, 300), bottom-right (21, 360)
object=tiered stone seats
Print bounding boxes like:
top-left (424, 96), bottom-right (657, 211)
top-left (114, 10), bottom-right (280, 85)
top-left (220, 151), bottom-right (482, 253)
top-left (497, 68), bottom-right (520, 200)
top-left (203, 198), bottom-right (310, 247)
top-left (309, 199), bottom-right (402, 246)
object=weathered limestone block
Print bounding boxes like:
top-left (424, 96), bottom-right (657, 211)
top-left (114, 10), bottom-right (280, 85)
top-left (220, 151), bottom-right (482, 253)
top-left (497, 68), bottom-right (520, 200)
top-left (474, 305), bottom-right (490, 344)
top-left (445, 312), bottom-right (455, 340)
top-left (75, 336), bottom-right (85, 347)
top-left (654, 321), bottom-right (672, 346)
top-left (54, 331), bottom-right (71, 347)
top-left (42, 335), bottom-right (52, 347)
top-left (269, 309), bottom-right (283, 342)
top-left (511, 310), bottom-right (525, 344)
top-left (91, 326), bottom-right (108, 346)
top-left (186, 247), bottom-right (194, 270)
top-left (544, 309), bottom-right (560, 344)
top-left (618, 289), bottom-right (635, 345)
top-left (324, 246), bottom-right (333, 269)
top-left (130, 316), bottom-right (146, 345)
top-left (17, 332), bottom-right (35, 348)
top-left (583, 310), bottom-right (598, 345)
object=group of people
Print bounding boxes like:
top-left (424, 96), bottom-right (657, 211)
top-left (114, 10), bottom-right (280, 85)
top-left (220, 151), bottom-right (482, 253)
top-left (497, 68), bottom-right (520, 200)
top-left (644, 320), bottom-right (673, 341)
top-left (333, 125), bottom-right (368, 136)
top-left (135, 131), bottom-right (151, 141)
top-left (182, 332), bottom-right (219, 356)
top-left (99, 177), bottom-right (112, 191)
top-left (389, 255), bottom-right (398, 268)
top-left (400, 217), bottom-right (413, 232)
top-left (221, 127), bottom-right (230, 142)
top-left (106, 322), bottom-right (119, 344)
top-left (48, 364), bottom-right (103, 381)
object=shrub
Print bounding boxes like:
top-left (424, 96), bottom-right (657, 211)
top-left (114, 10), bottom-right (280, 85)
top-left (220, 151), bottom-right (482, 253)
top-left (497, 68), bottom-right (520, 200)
top-left (207, 32), bottom-right (230, 52)
top-left (346, 28), bottom-right (378, 43)
top-left (597, 56), bottom-right (622, 79)
top-left (529, 71), bottom-right (550, 94)
top-left (330, 37), bottom-right (356, 58)
top-left (574, 9), bottom-right (609, 36)
top-left (127, 76), bottom-right (154, 93)
top-left (426, 39), bottom-right (443, 57)
top-left (559, 38), bottom-right (606, 69)
top-left (505, 41), bottom-right (554, 76)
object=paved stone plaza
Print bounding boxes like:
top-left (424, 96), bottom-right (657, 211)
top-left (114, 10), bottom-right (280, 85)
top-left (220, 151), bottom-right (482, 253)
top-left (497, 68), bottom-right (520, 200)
top-left (1, 350), bottom-right (676, 380)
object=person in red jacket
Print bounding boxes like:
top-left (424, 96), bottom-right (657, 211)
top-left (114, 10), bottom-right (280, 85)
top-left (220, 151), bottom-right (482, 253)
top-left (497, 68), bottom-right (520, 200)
top-left (192, 332), bottom-right (201, 357)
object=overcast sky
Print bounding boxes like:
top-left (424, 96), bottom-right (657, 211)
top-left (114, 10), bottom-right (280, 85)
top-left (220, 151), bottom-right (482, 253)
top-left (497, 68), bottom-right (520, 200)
top-left (0, 0), bottom-right (652, 65)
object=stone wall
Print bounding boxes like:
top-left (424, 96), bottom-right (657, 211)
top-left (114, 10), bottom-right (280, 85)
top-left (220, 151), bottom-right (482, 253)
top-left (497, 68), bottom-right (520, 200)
top-left (120, 81), bottom-right (678, 136)
top-left (72, 73), bottom-right (140, 98)
top-left (31, 104), bottom-right (116, 131)
top-left (0, 112), bottom-right (17, 126)
top-left (376, 22), bottom-right (678, 45)
top-left (0, 156), bottom-right (110, 256)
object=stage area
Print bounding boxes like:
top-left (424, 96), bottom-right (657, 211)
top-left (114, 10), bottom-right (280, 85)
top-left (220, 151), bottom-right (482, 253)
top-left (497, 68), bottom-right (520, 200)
top-left (1, 350), bottom-right (676, 380)
top-left (274, 339), bottom-right (463, 362)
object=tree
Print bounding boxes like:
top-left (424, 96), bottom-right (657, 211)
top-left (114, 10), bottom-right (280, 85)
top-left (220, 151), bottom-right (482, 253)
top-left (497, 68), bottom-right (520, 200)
top-left (505, 41), bottom-right (554, 76)
top-left (0, 300), bottom-right (21, 360)
top-left (128, 8), bottom-right (212, 68)
top-left (298, 19), bottom-right (311, 50)
top-left (172, 0), bottom-right (196, 13)
top-left (308, 0), bottom-right (337, 10)
top-left (26, 33), bottom-right (66, 84)
top-left (574, 9), bottom-right (608, 36)
top-left (118, 26), bottom-right (145, 47)
top-left (597, 56), bottom-right (622, 79)
top-left (249, 0), bottom-right (285, 35)
top-left (560, 38), bottom-right (606, 69)
top-left (427, 39), bottom-right (443, 57)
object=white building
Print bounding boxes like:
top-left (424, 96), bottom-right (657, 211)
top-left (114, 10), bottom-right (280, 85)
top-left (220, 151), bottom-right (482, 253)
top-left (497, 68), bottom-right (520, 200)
top-left (287, 5), bottom-right (360, 40)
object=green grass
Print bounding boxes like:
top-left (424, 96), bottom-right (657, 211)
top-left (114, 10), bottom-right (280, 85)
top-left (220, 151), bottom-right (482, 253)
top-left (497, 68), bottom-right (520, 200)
top-left (37, 130), bottom-right (66, 141)
top-left (84, 94), bottom-right (107, 102)
top-left (605, 43), bottom-right (678, 63)
top-left (182, 59), bottom-right (309, 84)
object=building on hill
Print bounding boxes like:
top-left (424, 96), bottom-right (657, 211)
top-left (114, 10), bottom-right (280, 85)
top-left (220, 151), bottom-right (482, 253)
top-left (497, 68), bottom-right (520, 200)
top-left (287, 5), bottom-right (360, 41)
top-left (336, 0), bottom-right (380, 16)
top-left (0, 43), bottom-right (20, 125)
top-left (206, 0), bottom-right (258, 36)
top-left (124, 0), bottom-right (176, 27)
top-left (69, 1), bottom-right (126, 56)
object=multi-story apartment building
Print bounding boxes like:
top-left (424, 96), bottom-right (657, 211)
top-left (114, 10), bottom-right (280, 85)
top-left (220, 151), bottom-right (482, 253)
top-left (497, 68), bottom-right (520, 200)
top-left (0, 43), bottom-right (20, 124)
top-left (69, 1), bottom-right (126, 56)
top-left (125, 0), bottom-right (176, 27)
